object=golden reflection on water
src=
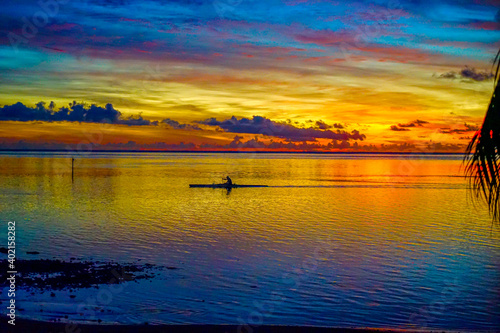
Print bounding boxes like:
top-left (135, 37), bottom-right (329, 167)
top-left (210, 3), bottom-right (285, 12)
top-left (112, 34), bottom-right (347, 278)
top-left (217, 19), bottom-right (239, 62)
top-left (0, 153), bottom-right (497, 253)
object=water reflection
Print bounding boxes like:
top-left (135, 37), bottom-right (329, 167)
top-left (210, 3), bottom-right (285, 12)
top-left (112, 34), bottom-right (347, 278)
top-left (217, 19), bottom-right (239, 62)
top-left (0, 152), bottom-right (498, 329)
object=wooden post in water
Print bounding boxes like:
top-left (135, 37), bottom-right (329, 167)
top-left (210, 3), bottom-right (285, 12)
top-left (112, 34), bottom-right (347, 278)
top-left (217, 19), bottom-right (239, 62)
top-left (71, 158), bottom-right (74, 183)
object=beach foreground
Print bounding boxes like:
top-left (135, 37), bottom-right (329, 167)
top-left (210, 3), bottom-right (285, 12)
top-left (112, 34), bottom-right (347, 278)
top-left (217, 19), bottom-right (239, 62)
top-left (0, 319), bottom-right (479, 333)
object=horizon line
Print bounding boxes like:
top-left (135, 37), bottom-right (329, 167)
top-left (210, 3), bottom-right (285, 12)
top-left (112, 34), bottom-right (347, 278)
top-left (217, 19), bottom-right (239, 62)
top-left (0, 149), bottom-right (465, 155)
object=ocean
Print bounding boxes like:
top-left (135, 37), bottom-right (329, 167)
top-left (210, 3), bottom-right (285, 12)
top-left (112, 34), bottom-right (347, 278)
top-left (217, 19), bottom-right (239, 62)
top-left (0, 152), bottom-right (499, 329)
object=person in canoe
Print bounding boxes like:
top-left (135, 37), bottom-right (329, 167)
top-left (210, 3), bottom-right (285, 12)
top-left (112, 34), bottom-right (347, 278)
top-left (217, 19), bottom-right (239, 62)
top-left (224, 176), bottom-right (233, 186)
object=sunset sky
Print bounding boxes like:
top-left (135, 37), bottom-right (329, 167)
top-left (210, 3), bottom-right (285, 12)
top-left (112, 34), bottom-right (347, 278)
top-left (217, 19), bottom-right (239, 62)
top-left (0, 0), bottom-right (499, 152)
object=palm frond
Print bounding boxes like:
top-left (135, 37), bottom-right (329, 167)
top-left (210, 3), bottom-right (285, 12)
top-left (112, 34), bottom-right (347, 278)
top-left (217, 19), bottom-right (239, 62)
top-left (464, 49), bottom-right (500, 220)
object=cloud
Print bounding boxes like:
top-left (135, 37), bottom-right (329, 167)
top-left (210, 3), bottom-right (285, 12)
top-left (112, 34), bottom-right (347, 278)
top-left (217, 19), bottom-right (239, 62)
top-left (311, 120), bottom-right (343, 130)
top-left (0, 136), bottom-right (466, 153)
top-left (315, 120), bottom-right (331, 129)
top-left (414, 119), bottom-right (429, 126)
top-left (438, 72), bottom-right (458, 79)
top-left (460, 67), bottom-right (495, 81)
top-left (378, 142), bottom-right (416, 151)
top-left (439, 123), bottom-right (479, 134)
top-left (0, 101), bottom-right (157, 126)
top-left (200, 135), bottom-right (334, 151)
top-left (162, 118), bottom-right (201, 130)
top-left (390, 125), bottom-right (410, 131)
top-left (197, 116), bottom-right (366, 141)
top-left (397, 122), bottom-right (416, 128)
top-left (426, 142), bottom-right (464, 152)
top-left (438, 66), bottom-right (494, 82)
top-left (120, 114), bottom-right (157, 126)
top-left (390, 119), bottom-right (429, 131)
top-left (167, 104), bottom-right (206, 113)
top-left (0, 101), bottom-right (210, 130)
top-left (398, 119), bottom-right (429, 127)
top-left (464, 123), bottom-right (479, 132)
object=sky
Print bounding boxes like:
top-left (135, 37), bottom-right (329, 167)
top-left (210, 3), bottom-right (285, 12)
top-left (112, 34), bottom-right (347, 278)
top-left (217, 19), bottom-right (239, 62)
top-left (0, 0), bottom-right (499, 152)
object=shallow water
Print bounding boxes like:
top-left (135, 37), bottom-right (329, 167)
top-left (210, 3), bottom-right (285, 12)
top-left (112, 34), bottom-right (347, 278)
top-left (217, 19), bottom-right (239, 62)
top-left (0, 152), bottom-right (499, 329)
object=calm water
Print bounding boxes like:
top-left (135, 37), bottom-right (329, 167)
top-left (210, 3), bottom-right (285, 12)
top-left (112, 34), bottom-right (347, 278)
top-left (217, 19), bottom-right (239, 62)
top-left (0, 152), bottom-right (499, 329)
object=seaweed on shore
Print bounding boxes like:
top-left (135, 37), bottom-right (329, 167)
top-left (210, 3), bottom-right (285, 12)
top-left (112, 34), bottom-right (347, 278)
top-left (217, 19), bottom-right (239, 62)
top-left (0, 259), bottom-right (166, 291)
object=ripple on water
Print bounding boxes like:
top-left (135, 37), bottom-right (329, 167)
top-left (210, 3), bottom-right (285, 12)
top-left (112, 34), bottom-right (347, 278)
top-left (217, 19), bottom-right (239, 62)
top-left (0, 153), bottom-right (499, 329)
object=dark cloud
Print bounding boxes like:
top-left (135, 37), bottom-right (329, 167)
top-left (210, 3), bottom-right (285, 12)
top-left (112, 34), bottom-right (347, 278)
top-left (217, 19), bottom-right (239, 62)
top-left (460, 67), bottom-right (494, 81)
top-left (439, 123), bottom-right (479, 134)
top-left (311, 121), bottom-right (343, 130)
top-left (226, 136), bottom-right (266, 149)
top-left (426, 142), bottom-right (464, 152)
top-left (378, 142), bottom-right (416, 151)
top-left (327, 140), bottom-right (359, 150)
top-left (414, 119), bottom-right (429, 126)
top-left (0, 101), bottom-right (157, 126)
top-left (0, 101), bottom-right (212, 130)
top-left (200, 135), bottom-right (328, 151)
top-left (438, 72), bottom-right (458, 79)
top-left (200, 136), bottom-right (367, 151)
top-left (121, 114), bottom-right (157, 126)
top-left (0, 137), bottom-right (464, 153)
top-left (464, 123), bottom-right (479, 131)
top-left (197, 116), bottom-right (366, 141)
top-left (397, 122), bottom-right (416, 128)
top-left (390, 125), bottom-right (410, 131)
top-left (438, 66), bottom-right (494, 82)
top-left (390, 119), bottom-right (428, 131)
top-left (398, 119), bottom-right (429, 127)
top-left (162, 118), bottom-right (201, 130)
top-left (96, 140), bottom-right (197, 151)
top-left (315, 120), bottom-right (331, 130)
top-left (439, 127), bottom-right (458, 134)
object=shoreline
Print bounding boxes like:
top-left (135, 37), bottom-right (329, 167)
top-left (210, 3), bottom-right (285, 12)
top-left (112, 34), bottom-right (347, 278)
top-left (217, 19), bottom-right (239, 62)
top-left (0, 319), bottom-right (492, 333)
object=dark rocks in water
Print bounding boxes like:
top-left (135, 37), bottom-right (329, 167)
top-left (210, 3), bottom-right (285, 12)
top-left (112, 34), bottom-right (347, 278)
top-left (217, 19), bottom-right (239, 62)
top-left (69, 295), bottom-right (76, 299)
top-left (50, 293), bottom-right (55, 297)
top-left (27, 251), bottom-right (40, 255)
top-left (0, 247), bottom-right (8, 254)
top-left (0, 259), bottom-right (162, 291)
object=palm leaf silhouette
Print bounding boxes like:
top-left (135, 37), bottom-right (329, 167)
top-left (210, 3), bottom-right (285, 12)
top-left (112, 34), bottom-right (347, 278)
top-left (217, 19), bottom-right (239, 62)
top-left (464, 49), bottom-right (500, 220)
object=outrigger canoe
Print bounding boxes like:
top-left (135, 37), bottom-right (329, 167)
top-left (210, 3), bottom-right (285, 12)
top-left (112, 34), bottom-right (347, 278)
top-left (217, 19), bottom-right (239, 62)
top-left (189, 184), bottom-right (268, 188)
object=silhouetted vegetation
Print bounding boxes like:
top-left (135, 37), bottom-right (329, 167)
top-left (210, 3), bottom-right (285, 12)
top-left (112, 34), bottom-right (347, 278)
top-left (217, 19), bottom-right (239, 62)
top-left (464, 49), bottom-right (500, 220)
